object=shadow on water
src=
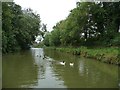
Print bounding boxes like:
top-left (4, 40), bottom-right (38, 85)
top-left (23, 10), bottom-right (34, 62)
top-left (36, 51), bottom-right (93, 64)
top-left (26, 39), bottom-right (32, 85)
top-left (2, 50), bottom-right (38, 88)
top-left (2, 48), bottom-right (119, 88)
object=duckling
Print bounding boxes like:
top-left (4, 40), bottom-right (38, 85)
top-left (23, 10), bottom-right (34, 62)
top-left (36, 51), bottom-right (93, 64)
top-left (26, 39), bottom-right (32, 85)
top-left (60, 61), bottom-right (66, 65)
top-left (70, 62), bottom-right (74, 66)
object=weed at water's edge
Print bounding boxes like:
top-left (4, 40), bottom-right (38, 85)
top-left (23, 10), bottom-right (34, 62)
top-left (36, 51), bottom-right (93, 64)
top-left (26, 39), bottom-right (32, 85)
top-left (44, 47), bottom-right (119, 66)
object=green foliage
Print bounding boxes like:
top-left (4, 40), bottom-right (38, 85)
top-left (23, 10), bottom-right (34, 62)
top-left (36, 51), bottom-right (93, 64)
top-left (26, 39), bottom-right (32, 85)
top-left (111, 34), bottom-right (120, 46)
top-left (44, 33), bottom-right (51, 46)
top-left (44, 2), bottom-right (120, 47)
top-left (2, 2), bottom-right (41, 53)
top-left (50, 29), bottom-right (61, 46)
top-left (47, 47), bottom-right (119, 65)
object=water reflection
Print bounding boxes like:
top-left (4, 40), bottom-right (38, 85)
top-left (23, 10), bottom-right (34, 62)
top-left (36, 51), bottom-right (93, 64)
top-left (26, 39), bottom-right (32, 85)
top-left (2, 48), bottom-right (118, 88)
top-left (31, 48), bottom-right (46, 80)
top-left (44, 49), bottom-right (118, 88)
top-left (30, 48), bottom-right (66, 88)
top-left (2, 51), bottom-right (38, 88)
top-left (79, 60), bottom-right (84, 76)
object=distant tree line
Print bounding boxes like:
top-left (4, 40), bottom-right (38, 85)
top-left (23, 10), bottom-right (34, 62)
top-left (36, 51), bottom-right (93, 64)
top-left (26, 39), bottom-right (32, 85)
top-left (2, 2), bottom-right (41, 53)
top-left (44, 2), bottom-right (120, 47)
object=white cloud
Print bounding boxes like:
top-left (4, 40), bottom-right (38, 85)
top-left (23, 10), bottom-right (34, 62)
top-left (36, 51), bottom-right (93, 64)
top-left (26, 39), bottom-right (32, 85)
top-left (14, 0), bottom-right (77, 31)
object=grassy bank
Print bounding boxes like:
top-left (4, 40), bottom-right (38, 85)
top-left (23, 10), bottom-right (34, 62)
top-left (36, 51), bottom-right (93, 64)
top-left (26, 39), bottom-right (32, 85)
top-left (44, 46), bottom-right (120, 65)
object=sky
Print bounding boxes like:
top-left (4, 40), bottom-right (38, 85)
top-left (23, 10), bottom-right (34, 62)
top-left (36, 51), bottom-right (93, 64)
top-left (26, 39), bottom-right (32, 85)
top-left (14, 0), bottom-right (77, 32)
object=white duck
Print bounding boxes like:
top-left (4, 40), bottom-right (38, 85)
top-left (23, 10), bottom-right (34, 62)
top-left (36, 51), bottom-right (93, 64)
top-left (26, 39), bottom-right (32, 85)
top-left (59, 61), bottom-right (66, 65)
top-left (70, 62), bottom-right (74, 66)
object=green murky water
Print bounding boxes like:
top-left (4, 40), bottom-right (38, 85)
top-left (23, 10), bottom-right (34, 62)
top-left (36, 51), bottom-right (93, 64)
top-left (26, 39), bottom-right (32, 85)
top-left (2, 48), bottom-right (119, 88)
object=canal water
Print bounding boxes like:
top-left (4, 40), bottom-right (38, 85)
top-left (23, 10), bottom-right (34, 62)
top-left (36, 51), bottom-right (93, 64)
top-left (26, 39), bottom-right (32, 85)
top-left (2, 48), bottom-right (119, 88)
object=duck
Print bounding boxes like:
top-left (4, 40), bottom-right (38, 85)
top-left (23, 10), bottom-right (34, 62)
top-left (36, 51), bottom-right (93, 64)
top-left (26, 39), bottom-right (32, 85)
top-left (59, 61), bottom-right (66, 65)
top-left (70, 62), bottom-right (74, 66)
top-left (43, 55), bottom-right (47, 59)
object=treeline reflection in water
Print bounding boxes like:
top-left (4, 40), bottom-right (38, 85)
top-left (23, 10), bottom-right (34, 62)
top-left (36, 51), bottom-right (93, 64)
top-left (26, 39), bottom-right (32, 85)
top-left (2, 48), bottom-right (119, 88)
top-left (44, 48), bottom-right (118, 88)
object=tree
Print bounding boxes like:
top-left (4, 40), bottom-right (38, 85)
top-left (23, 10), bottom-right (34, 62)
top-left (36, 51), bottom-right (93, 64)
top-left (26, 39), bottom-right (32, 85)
top-left (2, 2), bottom-right (41, 53)
top-left (44, 1), bottom-right (120, 47)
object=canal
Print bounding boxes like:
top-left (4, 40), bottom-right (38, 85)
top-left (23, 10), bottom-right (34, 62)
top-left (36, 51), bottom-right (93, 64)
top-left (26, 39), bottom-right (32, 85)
top-left (2, 48), bottom-right (119, 88)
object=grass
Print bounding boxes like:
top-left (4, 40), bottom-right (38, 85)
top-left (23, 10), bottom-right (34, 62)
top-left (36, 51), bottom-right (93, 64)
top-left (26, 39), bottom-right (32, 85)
top-left (44, 46), bottom-right (119, 65)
